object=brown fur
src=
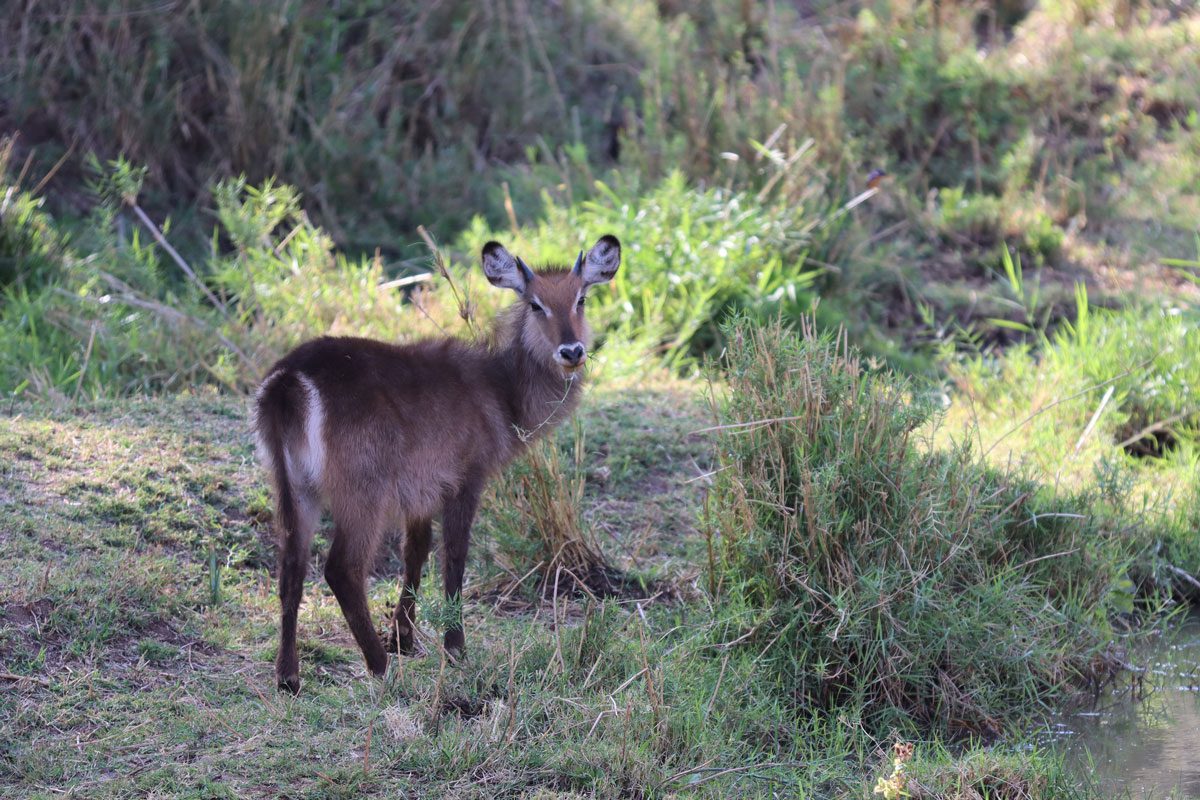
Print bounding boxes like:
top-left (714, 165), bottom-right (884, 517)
top-left (253, 238), bottom-right (619, 693)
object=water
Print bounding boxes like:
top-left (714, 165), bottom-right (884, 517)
top-left (1053, 615), bottom-right (1200, 798)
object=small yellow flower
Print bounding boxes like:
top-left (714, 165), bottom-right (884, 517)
top-left (872, 774), bottom-right (906, 800)
top-left (872, 742), bottom-right (912, 800)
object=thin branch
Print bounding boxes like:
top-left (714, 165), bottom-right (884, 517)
top-left (0, 672), bottom-right (50, 686)
top-left (417, 225), bottom-right (477, 338)
top-left (378, 272), bottom-right (433, 291)
top-left (31, 139), bottom-right (78, 197)
top-left (76, 272), bottom-right (256, 377)
top-left (1115, 410), bottom-right (1195, 451)
top-left (1073, 385), bottom-right (1114, 453)
top-left (662, 761), bottom-right (803, 789)
top-left (129, 203), bottom-right (229, 315)
top-left (691, 415), bottom-right (806, 435)
top-left (1163, 564), bottom-right (1200, 594)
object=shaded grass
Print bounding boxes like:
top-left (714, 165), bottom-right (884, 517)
top-left (943, 304), bottom-right (1200, 600)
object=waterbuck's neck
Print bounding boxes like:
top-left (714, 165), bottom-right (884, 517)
top-left (489, 306), bottom-right (584, 445)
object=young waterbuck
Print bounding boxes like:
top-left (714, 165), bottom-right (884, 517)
top-left (253, 235), bottom-right (621, 693)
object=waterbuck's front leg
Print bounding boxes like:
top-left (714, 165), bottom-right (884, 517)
top-left (441, 477), bottom-right (484, 660)
top-left (387, 517), bottom-right (433, 655)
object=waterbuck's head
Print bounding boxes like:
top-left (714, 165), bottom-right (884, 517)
top-left (481, 235), bottom-right (621, 379)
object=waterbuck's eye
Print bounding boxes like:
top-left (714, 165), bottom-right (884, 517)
top-left (576, 296), bottom-right (587, 308)
top-left (529, 301), bottom-right (544, 314)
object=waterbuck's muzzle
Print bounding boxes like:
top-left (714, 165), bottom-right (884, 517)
top-left (556, 342), bottom-right (586, 373)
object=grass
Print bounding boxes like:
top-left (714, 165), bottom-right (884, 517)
top-left (706, 318), bottom-right (1154, 740)
top-left (942, 303), bottom-right (1200, 602)
top-left (2, 0), bottom-right (1200, 796)
top-left (0, 388), bottom-right (658, 795)
top-left (2, 369), bottom-right (1111, 799)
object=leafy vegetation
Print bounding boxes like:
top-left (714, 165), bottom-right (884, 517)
top-left (2, 0), bottom-right (1199, 797)
top-left (708, 319), bottom-right (1139, 739)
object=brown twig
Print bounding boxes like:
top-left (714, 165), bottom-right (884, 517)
top-left (691, 415), bottom-right (807, 435)
top-left (31, 139), bottom-right (78, 197)
top-left (129, 203), bottom-right (229, 316)
top-left (0, 671), bottom-right (50, 686)
top-left (662, 761), bottom-right (803, 789)
top-left (417, 225), bottom-right (477, 338)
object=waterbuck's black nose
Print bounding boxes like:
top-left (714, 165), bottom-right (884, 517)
top-left (558, 343), bottom-right (585, 365)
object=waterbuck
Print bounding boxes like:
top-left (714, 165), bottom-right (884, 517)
top-left (253, 235), bottom-right (621, 693)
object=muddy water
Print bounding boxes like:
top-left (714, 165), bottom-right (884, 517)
top-left (1053, 615), bottom-right (1200, 798)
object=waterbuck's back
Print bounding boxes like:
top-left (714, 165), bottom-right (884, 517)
top-left (254, 335), bottom-right (516, 523)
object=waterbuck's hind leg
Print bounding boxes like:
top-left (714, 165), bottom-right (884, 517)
top-left (387, 517), bottom-right (434, 655)
top-left (324, 512), bottom-right (388, 677)
top-left (441, 478), bottom-right (484, 661)
top-left (275, 491), bottom-right (320, 695)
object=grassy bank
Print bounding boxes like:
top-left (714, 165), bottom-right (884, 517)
top-left (2, 125), bottom-right (1196, 800)
top-left (2, 362), bottom-right (1124, 799)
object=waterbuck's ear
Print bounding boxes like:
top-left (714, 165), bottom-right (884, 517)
top-left (481, 241), bottom-right (535, 294)
top-left (574, 234), bottom-right (621, 286)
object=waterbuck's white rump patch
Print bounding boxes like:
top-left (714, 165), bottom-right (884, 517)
top-left (289, 373), bottom-right (326, 485)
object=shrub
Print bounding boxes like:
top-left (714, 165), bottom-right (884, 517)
top-left (932, 188), bottom-right (1064, 271)
top-left (477, 426), bottom-right (617, 599)
top-left (706, 317), bottom-right (1134, 736)
top-left (1, 0), bottom-right (645, 245)
top-left (458, 170), bottom-right (832, 365)
top-left (0, 143), bottom-right (68, 292)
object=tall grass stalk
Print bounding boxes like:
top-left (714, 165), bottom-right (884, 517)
top-left (484, 424), bottom-right (613, 598)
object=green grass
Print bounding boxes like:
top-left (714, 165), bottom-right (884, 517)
top-left (2, 1), bottom-right (1200, 796)
top-left (706, 318), bottom-right (1156, 740)
top-left (942, 303), bottom-right (1200, 600)
top-left (0, 369), bottom-right (1112, 799)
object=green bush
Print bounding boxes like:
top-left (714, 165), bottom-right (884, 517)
top-left (1, 0), bottom-right (645, 247)
top-left (932, 188), bottom-right (1064, 271)
top-left (707, 317), bottom-right (1136, 736)
top-left (0, 167), bottom-right (449, 396)
top-left (0, 177), bottom-right (67, 292)
top-left (458, 170), bottom-right (835, 365)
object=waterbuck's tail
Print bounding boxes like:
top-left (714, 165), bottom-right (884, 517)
top-left (254, 368), bottom-right (324, 694)
top-left (253, 370), bottom-right (308, 538)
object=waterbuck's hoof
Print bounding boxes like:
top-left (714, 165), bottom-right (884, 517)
top-left (277, 674), bottom-right (301, 695)
top-left (385, 622), bottom-right (421, 656)
top-left (365, 653), bottom-right (389, 679)
top-left (443, 630), bottom-right (466, 664)
top-left (388, 635), bottom-right (419, 656)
